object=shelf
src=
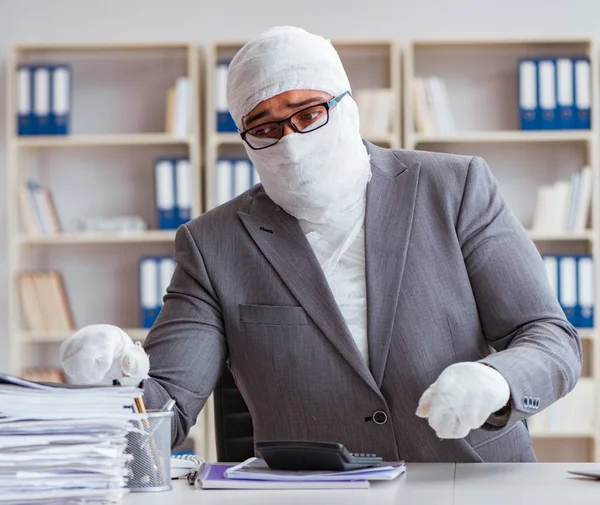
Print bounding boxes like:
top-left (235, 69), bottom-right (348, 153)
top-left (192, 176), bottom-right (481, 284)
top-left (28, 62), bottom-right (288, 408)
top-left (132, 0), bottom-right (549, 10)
top-left (364, 134), bottom-right (397, 145)
top-left (14, 41), bottom-right (193, 52)
top-left (22, 328), bottom-right (149, 343)
top-left (15, 134), bottom-right (193, 148)
top-left (212, 133), bottom-right (242, 145)
top-left (212, 132), bottom-right (398, 147)
top-left (411, 37), bottom-right (593, 47)
top-left (526, 230), bottom-right (595, 242)
top-left (578, 328), bottom-right (595, 340)
top-left (530, 431), bottom-right (596, 439)
top-left (19, 230), bottom-right (177, 245)
top-left (412, 130), bottom-right (593, 145)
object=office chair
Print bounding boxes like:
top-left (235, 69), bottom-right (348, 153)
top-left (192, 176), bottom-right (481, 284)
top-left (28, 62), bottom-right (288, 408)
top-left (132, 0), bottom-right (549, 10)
top-left (213, 366), bottom-right (255, 462)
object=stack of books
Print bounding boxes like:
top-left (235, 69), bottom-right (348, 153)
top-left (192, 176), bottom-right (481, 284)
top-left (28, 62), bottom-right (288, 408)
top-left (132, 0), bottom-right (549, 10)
top-left (353, 88), bottom-right (395, 139)
top-left (413, 76), bottom-right (456, 136)
top-left (0, 374), bottom-right (143, 504)
top-left (532, 166), bottom-right (592, 234)
top-left (164, 76), bottom-right (191, 137)
top-left (19, 271), bottom-right (75, 333)
top-left (20, 181), bottom-right (62, 235)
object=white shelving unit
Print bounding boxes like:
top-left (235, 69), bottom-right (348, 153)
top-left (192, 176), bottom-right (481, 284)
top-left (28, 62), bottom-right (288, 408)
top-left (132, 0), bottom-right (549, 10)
top-left (404, 37), bottom-right (600, 462)
top-left (204, 38), bottom-right (401, 211)
top-left (5, 41), bottom-right (201, 387)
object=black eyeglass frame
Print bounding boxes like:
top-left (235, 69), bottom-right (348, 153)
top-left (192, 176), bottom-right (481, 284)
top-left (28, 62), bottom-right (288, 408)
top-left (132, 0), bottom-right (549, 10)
top-left (239, 91), bottom-right (351, 150)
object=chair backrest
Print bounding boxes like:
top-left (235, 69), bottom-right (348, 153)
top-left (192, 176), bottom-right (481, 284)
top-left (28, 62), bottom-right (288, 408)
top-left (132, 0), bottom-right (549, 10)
top-left (213, 366), bottom-right (255, 462)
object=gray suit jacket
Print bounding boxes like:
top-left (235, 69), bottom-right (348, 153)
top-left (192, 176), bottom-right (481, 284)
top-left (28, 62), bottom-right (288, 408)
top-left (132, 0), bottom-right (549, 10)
top-left (143, 142), bottom-right (582, 462)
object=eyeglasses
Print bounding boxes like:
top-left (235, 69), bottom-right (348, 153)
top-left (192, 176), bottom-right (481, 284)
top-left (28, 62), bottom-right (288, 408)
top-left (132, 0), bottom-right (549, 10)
top-left (240, 91), bottom-right (350, 150)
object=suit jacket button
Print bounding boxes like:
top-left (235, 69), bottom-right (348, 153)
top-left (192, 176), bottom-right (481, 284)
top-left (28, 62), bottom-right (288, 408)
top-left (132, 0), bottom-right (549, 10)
top-left (373, 411), bottom-right (388, 425)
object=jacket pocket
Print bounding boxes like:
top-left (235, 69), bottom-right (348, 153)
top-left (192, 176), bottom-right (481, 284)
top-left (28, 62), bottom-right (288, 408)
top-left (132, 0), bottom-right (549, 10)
top-left (239, 304), bottom-right (308, 325)
top-left (470, 421), bottom-right (534, 462)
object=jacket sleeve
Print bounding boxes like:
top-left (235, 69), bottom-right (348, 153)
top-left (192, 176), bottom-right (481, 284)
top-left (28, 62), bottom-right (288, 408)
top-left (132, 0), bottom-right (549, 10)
top-left (457, 156), bottom-right (582, 426)
top-left (141, 223), bottom-right (226, 449)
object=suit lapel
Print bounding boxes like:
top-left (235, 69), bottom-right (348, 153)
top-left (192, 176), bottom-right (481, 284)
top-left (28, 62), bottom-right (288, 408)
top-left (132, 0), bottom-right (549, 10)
top-left (365, 144), bottom-right (421, 387)
top-left (238, 193), bottom-right (380, 396)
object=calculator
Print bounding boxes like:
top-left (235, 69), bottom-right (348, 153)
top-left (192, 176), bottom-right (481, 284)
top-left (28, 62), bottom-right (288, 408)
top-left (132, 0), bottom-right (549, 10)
top-left (254, 440), bottom-right (383, 471)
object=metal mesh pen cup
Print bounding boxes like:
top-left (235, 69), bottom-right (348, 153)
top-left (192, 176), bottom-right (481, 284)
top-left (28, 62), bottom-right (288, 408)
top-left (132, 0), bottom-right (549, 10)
top-left (126, 411), bottom-right (173, 492)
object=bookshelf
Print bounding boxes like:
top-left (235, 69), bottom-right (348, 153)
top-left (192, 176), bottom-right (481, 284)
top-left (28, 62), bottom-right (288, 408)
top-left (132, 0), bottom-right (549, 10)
top-left (5, 41), bottom-right (203, 448)
top-left (204, 38), bottom-right (401, 211)
top-left (404, 37), bottom-right (600, 462)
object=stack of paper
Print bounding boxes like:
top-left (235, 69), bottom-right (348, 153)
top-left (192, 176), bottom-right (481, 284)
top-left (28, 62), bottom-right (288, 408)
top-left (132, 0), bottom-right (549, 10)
top-left (0, 374), bottom-right (142, 504)
top-left (196, 457), bottom-right (406, 489)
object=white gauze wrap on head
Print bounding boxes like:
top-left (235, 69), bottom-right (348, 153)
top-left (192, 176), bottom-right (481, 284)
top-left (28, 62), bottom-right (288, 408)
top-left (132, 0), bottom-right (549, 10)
top-left (226, 26), bottom-right (372, 225)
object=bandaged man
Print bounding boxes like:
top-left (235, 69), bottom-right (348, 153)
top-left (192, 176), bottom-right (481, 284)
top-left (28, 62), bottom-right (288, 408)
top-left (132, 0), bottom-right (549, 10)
top-left (60, 26), bottom-right (581, 462)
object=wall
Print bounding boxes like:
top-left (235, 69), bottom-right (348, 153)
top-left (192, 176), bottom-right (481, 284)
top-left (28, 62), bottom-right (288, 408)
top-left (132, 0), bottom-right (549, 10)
top-left (0, 0), bottom-right (597, 371)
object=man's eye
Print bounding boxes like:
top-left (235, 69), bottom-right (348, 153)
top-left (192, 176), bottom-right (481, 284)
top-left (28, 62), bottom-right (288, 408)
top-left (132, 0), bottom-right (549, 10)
top-left (251, 125), bottom-right (277, 137)
top-left (299, 110), bottom-right (322, 122)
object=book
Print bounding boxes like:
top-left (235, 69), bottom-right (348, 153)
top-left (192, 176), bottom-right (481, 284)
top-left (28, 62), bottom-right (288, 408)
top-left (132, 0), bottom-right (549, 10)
top-left (19, 271), bottom-right (75, 332)
top-left (165, 85), bottom-right (176, 134)
top-left (22, 181), bottom-right (63, 235)
top-left (196, 464), bottom-right (370, 489)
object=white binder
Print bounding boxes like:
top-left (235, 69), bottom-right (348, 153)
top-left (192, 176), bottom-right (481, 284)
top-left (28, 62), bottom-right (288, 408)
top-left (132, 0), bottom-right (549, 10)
top-left (233, 159), bottom-right (252, 197)
top-left (216, 159), bottom-right (233, 206)
top-left (173, 77), bottom-right (190, 137)
top-left (159, 257), bottom-right (177, 306)
top-left (175, 158), bottom-right (192, 223)
top-left (33, 67), bottom-right (50, 133)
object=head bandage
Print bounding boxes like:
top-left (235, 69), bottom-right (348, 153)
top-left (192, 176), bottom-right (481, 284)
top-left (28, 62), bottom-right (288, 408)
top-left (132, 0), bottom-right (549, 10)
top-left (226, 26), bottom-right (351, 129)
top-left (226, 26), bottom-right (371, 226)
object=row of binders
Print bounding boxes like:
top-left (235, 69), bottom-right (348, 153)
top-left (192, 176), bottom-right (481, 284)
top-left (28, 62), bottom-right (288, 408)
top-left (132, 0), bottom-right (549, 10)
top-left (413, 76), bottom-right (456, 136)
top-left (519, 58), bottom-right (591, 130)
top-left (20, 181), bottom-right (63, 234)
top-left (17, 64), bottom-right (71, 135)
top-left (531, 166), bottom-right (592, 234)
top-left (543, 255), bottom-right (594, 328)
top-left (155, 157), bottom-right (193, 229)
top-left (216, 158), bottom-right (260, 206)
top-left (215, 60), bottom-right (237, 132)
top-left (139, 255), bottom-right (176, 328)
top-left (19, 271), bottom-right (75, 332)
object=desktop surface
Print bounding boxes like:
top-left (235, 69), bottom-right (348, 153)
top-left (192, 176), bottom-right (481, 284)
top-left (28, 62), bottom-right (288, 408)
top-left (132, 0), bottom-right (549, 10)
top-left (124, 462), bottom-right (599, 505)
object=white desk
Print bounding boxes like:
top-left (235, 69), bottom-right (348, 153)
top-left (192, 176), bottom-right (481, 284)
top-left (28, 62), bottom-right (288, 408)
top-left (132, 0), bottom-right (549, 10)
top-left (455, 463), bottom-right (600, 505)
top-left (124, 463), bottom-right (599, 505)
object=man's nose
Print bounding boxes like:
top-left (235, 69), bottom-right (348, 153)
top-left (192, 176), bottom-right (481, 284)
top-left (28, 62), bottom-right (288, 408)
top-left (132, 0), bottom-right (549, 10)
top-left (282, 122), bottom-right (296, 137)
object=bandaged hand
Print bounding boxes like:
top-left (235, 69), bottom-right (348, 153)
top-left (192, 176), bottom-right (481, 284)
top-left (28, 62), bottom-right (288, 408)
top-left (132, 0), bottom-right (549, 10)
top-left (60, 324), bottom-right (150, 386)
top-left (416, 362), bottom-right (510, 439)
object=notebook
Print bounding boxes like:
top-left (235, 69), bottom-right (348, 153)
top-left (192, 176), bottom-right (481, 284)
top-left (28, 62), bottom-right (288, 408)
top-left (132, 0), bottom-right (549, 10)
top-left (568, 470), bottom-right (600, 479)
top-left (225, 457), bottom-right (406, 482)
top-left (195, 464), bottom-right (370, 489)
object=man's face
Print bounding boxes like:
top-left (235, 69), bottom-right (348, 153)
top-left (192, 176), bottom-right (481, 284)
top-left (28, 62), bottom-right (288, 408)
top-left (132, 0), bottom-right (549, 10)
top-left (242, 89), bottom-right (333, 137)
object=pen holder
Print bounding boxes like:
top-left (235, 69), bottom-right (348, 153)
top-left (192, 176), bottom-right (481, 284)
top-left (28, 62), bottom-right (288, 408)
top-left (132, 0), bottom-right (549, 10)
top-left (126, 410), bottom-right (173, 492)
